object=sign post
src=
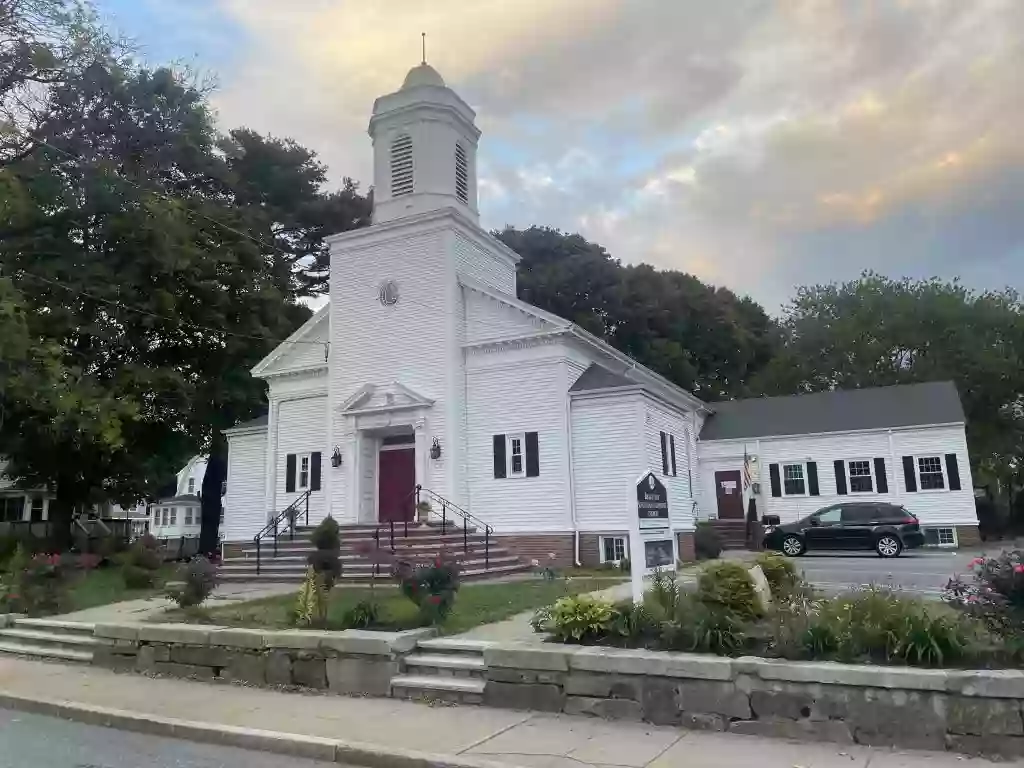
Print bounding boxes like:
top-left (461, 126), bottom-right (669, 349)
top-left (629, 471), bottom-right (676, 603)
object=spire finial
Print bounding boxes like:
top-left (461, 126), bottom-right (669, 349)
top-left (421, 32), bottom-right (427, 64)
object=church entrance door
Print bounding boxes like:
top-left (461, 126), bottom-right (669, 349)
top-left (378, 446), bottom-right (416, 523)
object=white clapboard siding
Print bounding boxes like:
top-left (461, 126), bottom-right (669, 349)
top-left (696, 424), bottom-right (977, 527)
top-left (274, 395), bottom-right (328, 524)
top-left (464, 288), bottom-right (550, 344)
top-left (644, 398), bottom-right (697, 531)
top-left (223, 430), bottom-right (267, 541)
top-left (571, 392), bottom-right (645, 532)
top-left (466, 351), bottom-right (573, 533)
top-left (453, 231), bottom-right (515, 295)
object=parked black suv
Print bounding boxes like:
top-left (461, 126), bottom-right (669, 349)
top-left (763, 502), bottom-right (925, 558)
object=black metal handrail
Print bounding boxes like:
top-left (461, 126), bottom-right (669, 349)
top-left (372, 486), bottom-right (493, 572)
top-left (253, 490), bottom-right (311, 575)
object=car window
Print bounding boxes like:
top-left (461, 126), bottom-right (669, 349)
top-left (841, 506), bottom-right (875, 523)
top-left (816, 507), bottom-right (842, 524)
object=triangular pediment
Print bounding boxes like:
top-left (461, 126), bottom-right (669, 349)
top-left (339, 381), bottom-right (435, 414)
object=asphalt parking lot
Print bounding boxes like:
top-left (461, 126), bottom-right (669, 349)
top-left (791, 548), bottom-right (979, 598)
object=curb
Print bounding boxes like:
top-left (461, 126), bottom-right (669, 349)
top-left (0, 691), bottom-right (517, 768)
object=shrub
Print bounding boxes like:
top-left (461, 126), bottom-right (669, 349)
top-left (310, 516), bottom-right (341, 551)
top-left (119, 534), bottom-right (163, 589)
top-left (660, 593), bottom-right (747, 655)
top-left (6, 553), bottom-right (70, 616)
top-left (694, 522), bottom-right (723, 560)
top-left (886, 609), bottom-right (972, 667)
top-left (396, 552), bottom-right (460, 625)
top-left (0, 533), bottom-right (19, 568)
top-left (644, 568), bottom-right (682, 623)
top-left (944, 550), bottom-right (1024, 638)
top-left (342, 599), bottom-right (380, 629)
top-left (291, 567), bottom-right (328, 628)
top-left (754, 552), bottom-right (801, 597)
top-left (697, 561), bottom-right (760, 618)
top-left (166, 556), bottom-right (218, 608)
top-left (535, 594), bottom-right (616, 642)
top-left (608, 600), bottom-right (658, 645)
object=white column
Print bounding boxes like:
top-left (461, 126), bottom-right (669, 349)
top-left (264, 399), bottom-right (280, 521)
top-left (348, 428), bottom-right (362, 523)
top-left (414, 419), bottom-right (428, 491)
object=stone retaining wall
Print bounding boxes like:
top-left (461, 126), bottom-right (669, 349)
top-left (481, 644), bottom-right (1024, 759)
top-left (92, 623), bottom-right (433, 696)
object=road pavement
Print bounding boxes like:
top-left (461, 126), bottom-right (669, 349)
top-left (792, 548), bottom-right (979, 597)
top-left (0, 708), bottom-right (338, 768)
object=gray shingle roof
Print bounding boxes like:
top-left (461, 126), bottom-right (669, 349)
top-left (230, 414), bottom-right (268, 431)
top-left (569, 364), bottom-right (637, 393)
top-left (700, 381), bottom-right (964, 441)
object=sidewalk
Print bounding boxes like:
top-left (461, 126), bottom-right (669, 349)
top-left (0, 657), bottom-right (1007, 768)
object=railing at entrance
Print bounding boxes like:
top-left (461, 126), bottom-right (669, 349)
top-left (253, 490), bottom-right (311, 575)
top-left (373, 485), bottom-right (493, 573)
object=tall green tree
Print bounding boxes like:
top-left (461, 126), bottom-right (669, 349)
top-left (221, 128), bottom-right (371, 298)
top-left (755, 272), bottom-right (1024, 485)
top-left (0, 62), bottom-right (302, 547)
top-left (496, 226), bottom-right (780, 400)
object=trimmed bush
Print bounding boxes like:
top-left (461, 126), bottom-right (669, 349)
top-left (310, 516), bottom-right (341, 550)
top-left (694, 521), bottom-right (723, 560)
top-left (697, 561), bottom-right (760, 618)
top-left (122, 564), bottom-right (155, 590)
top-left (166, 556), bottom-right (218, 608)
top-left (396, 552), bottom-right (460, 625)
top-left (308, 516), bottom-right (342, 589)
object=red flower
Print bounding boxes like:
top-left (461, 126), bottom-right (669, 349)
top-left (970, 558), bottom-right (985, 567)
top-left (1013, 564), bottom-right (1024, 574)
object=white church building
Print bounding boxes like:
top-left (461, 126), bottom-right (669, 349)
top-left (222, 62), bottom-right (980, 567)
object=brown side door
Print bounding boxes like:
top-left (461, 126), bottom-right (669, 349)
top-left (715, 470), bottom-right (744, 519)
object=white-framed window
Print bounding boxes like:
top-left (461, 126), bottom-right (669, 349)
top-left (507, 434), bottom-right (525, 478)
top-left (187, 477), bottom-right (195, 494)
top-left (298, 453), bottom-right (311, 489)
top-left (917, 456), bottom-right (946, 491)
top-left (185, 508), bottom-right (193, 525)
top-left (600, 536), bottom-right (627, 564)
top-left (782, 463), bottom-right (807, 496)
top-left (0, 496), bottom-right (24, 523)
top-left (923, 526), bottom-right (958, 547)
top-left (161, 507), bottom-right (169, 526)
top-left (847, 460), bottom-right (874, 493)
top-left (29, 496), bottom-right (44, 521)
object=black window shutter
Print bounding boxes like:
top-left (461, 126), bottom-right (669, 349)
top-left (311, 452), bottom-right (322, 491)
top-left (807, 462), bottom-right (820, 496)
top-left (669, 434), bottom-right (677, 476)
top-left (285, 454), bottom-right (297, 493)
top-left (525, 432), bottom-right (540, 477)
top-left (769, 463), bottom-right (781, 497)
top-left (660, 432), bottom-right (669, 475)
top-left (493, 435), bottom-right (506, 479)
top-left (874, 458), bottom-right (888, 493)
top-left (945, 454), bottom-right (961, 491)
top-left (834, 460), bottom-right (848, 495)
top-left (902, 456), bottom-right (917, 492)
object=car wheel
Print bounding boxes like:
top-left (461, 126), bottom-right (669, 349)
top-left (875, 535), bottom-right (902, 558)
top-left (781, 535), bottom-right (805, 557)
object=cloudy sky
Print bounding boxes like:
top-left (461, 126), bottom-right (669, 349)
top-left (97, 0), bottom-right (1024, 310)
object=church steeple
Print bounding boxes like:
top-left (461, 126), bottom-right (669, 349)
top-left (368, 59), bottom-right (480, 224)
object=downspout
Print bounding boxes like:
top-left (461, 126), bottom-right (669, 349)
top-left (566, 390), bottom-right (581, 566)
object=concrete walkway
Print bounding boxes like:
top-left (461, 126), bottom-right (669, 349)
top-left (55, 582), bottom-right (299, 623)
top-left (0, 657), bottom-right (1008, 768)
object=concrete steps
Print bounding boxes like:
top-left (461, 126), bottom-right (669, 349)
top-left (391, 638), bottom-right (492, 704)
top-left (0, 617), bottom-right (100, 663)
top-left (708, 519), bottom-right (749, 549)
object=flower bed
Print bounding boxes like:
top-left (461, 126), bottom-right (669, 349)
top-left (531, 552), bottom-right (1023, 669)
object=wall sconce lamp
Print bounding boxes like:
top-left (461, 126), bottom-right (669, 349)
top-left (330, 446), bottom-right (343, 468)
top-left (430, 438), bottom-right (442, 460)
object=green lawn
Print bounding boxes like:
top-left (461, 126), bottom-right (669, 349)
top-left (168, 577), bottom-right (622, 635)
top-left (61, 564), bottom-right (177, 613)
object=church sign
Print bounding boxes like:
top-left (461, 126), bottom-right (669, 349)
top-left (636, 472), bottom-right (669, 530)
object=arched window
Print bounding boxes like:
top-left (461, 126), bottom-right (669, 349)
top-left (455, 143), bottom-right (469, 203)
top-left (390, 134), bottom-right (414, 196)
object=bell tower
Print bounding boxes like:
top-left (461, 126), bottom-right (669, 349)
top-left (368, 59), bottom-right (481, 224)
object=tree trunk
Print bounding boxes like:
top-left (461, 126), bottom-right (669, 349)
top-left (48, 488), bottom-right (76, 553)
top-left (199, 434), bottom-right (227, 557)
